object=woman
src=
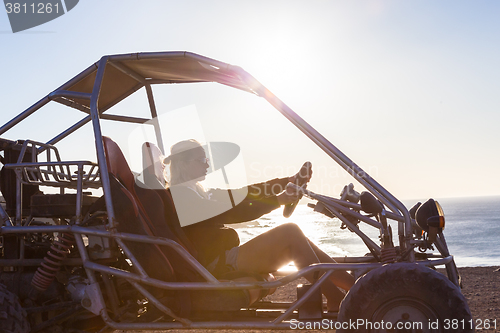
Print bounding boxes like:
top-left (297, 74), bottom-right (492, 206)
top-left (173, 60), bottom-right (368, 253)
top-left (164, 139), bottom-right (354, 311)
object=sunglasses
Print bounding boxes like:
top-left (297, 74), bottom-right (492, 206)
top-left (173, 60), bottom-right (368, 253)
top-left (189, 157), bottom-right (210, 164)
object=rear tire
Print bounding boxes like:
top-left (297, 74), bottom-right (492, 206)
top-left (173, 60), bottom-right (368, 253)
top-left (0, 283), bottom-right (30, 333)
top-left (338, 263), bottom-right (473, 332)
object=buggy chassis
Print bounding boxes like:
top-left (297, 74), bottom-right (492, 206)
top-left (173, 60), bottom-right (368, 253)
top-left (0, 52), bottom-right (471, 332)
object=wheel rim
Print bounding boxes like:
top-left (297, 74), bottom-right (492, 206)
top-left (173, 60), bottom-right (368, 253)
top-left (371, 297), bottom-right (440, 333)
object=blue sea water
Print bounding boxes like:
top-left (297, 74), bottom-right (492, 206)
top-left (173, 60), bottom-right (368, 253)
top-left (429, 196), bottom-right (500, 267)
top-left (233, 196), bottom-right (500, 268)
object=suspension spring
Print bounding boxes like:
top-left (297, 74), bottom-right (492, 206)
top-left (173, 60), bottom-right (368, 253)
top-left (31, 232), bottom-right (75, 291)
top-left (380, 246), bottom-right (398, 264)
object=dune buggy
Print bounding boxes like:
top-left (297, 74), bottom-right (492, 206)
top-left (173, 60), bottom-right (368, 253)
top-left (0, 52), bottom-right (472, 332)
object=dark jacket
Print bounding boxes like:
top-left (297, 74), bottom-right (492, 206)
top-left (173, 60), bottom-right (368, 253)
top-left (171, 177), bottom-right (289, 267)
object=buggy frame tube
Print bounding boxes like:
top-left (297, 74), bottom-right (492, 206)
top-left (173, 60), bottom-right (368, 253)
top-left (73, 230), bottom-right (108, 317)
top-left (84, 261), bottom-right (386, 291)
top-left (0, 62), bottom-right (97, 136)
top-left (327, 197), bottom-right (405, 223)
top-left (129, 280), bottom-right (192, 326)
top-left (0, 204), bottom-right (12, 226)
top-left (114, 237), bottom-right (149, 278)
top-left (52, 96), bottom-right (91, 114)
top-left (0, 96), bottom-right (50, 135)
top-left (99, 114), bottom-right (151, 124)
top-left (273, 270), bottom-right (333, 324)
top-left (0, 224), bottom-right (388, 288)
top-left (320, 196), bottom-right (382, 229)
top-left (109, 60), bottom-right (146, 84)
top-left (46, 116), bottom-right (92, 147)
top-left (48, 90), bottom-right (92, 101)
top-left (290, 184), bottom-right (382, 253)
top-left (89, 56), bottom-right (116, 230)
top-left (0, 223), bottom-right (454, 284)
top-left (434, 233), bottom-right (460, 286)
top-left (145, 83), bottom-right (165, 154)
top-left (235, 69), bottom-right (413, 257)
top-left (322, 202), bottom-right (381, 255)
top-left (15, 173), bottom-right (21, 224)
top-left (0, 224), bottom-right (454, 287)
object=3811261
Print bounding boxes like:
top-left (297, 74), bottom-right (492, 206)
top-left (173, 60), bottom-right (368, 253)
top-left (443, 319), bottom-right (497, 330)
top-left (5, 2), bottom-right (60, 14)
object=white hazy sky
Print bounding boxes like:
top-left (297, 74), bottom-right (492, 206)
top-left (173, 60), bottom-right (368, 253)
top-left (1, 1), bottom-right (499, 201)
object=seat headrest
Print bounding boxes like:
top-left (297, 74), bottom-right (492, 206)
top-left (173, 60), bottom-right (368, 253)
top-left (142, 142), bottom-right (167, 189)
top-left (103, 136), bottom-right (135, 190)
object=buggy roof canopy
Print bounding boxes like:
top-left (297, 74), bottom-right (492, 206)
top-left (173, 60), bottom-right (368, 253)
top-left (0, 51), bottom-right (263, 143)
top-left (0, 51), bottom-right (260, 137)
top-left (60, 51), bottom-right (257, 112)
top-left (0, 51), bottom-right (412, 235)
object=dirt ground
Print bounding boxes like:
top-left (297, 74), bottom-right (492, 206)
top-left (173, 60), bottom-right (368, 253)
top-left (457, 266), bottom-right (500, 333)
top-left (117, 266), bottom-right (499, 333)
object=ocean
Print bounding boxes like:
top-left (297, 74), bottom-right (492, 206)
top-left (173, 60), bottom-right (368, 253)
top-left (233, 196), bottom-right (500, 268)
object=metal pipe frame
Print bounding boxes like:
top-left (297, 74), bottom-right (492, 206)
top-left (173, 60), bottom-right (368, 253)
top-left (0, 51), bottom-right (463, 329)
top-left (4, 161), bottom-right (100, 189)
top-left (0, 223), bottom-right (453, 289)
top-left (0, 96), bottom-right (50, 135)
top-left (0, 203), bottom-right (13, 227)
top-left (145, 83), bottom-right (165, 154)
top-left (290, 184), bottom-right (382, 254)
top-left (434, 233), bottom-right (460, 287)
top-left (0, 219), bottom-right (453, 329)
top-left (107, 52), bottom-right (233, 73)
top-left (0, 62), bottom-right (98, 136)
top-left (53, 96), bottom-right (91, 114)
top-left (109, 61), bottom-right (146, 84)
top-left (273, 270), bottom-right (333, 323)
top-left (15, 172), bottom-right (21, 224)
top-left (322, 202), bottom-right (381, 255)
top-left (99, 113), bottom-right (151, 124)
top-left (107, 60), bottom-right (166, 154)
top-left (46, 116), bottom-right (92, 147)
top-left (233, 67), bottom-right (413, 256)
top-left (113, 237), bottom-right (149, 278)
top-left (319, 196), bottom-right (382, 229)
top-left (1, 51), bottom-right (410, 229)
top-left (85, 260), bottom-right (383, 291)
top-left (327, 197), bottom-right (405, 223)
top-left (48, 90), bottom-right (92, 101)
top-left (129, 280), bottom-right (192, 326)
top-left (88, 56), bottom-right (116, 231)
top-left (0, 258), bottom-right (83, 266)
top-left (88, 255), bottom-right (455, 330)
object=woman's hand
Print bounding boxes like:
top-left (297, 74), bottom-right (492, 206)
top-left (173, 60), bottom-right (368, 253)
top-left (277, 190), bottom-right (301, 205)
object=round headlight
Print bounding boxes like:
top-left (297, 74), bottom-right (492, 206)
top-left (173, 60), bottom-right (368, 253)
top-left (415, 198), bottom-right (445, 232)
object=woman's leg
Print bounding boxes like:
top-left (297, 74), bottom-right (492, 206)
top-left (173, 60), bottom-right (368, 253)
top-left (307, 239), bottom-right (355, 291)
top-left (236, 223), bottom-right (354, 310)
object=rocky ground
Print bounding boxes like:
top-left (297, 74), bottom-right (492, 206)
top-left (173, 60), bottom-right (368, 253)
top-left (457, 266), bottom-right (500, 332)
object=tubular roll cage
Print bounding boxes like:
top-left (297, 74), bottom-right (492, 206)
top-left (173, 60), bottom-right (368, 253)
top-left (0, 52), bottom-right (455, 329)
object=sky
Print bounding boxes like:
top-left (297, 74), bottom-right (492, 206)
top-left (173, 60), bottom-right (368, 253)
top-left (1, 0), bottom-right (499, 202)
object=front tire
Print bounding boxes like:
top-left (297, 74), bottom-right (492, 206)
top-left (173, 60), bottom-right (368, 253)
top-left (337, 263), bottom-right (473, 332)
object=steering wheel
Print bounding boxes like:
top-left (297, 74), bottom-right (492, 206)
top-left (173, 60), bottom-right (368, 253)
top-left (283, 161), bottom-right (312, 218)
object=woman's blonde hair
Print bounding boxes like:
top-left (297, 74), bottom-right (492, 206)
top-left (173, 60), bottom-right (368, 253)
top-left (163, 139), bottom-right (205, 186)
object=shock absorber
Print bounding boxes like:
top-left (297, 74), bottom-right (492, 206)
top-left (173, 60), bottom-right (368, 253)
top-left (31, 232), bottom-right (75, 291)
top-left (380, 246), bottom-right (398, 264)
